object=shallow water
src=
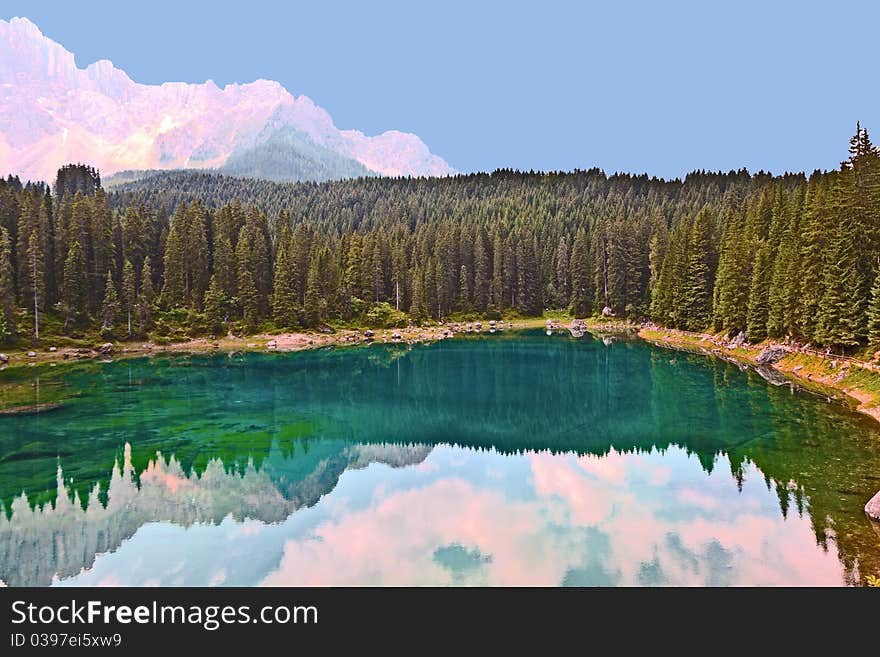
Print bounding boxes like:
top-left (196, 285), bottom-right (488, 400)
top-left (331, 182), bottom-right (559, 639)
top-left (1, 330), bottom-right (879, 586)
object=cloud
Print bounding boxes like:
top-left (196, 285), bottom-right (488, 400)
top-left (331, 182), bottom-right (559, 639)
top-left (262, 447), bottom-right (845, 586)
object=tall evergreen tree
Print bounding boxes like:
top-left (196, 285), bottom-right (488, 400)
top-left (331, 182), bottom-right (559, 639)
top-left (746, 242), bottom-right (773, 341)
top-left (138, 256), bottom-right (155, 330)
top-left (680, 209), bottom-right (714, 331)
top-left (122, 259), bottom-right (137, 336)
top-left (203, 275), bottom-right (227, 334)
top-left (868, 271), bottom-right (880, 345)
top-left (0, 228), bottom-right (14, 341)
top-left (25, 228), bottom-right (44, 340)
top-left (272, 226), bottom-right (297, 327)
top-left (100, 270), bottom-right (119, 332)
top-left (62, 240), bottom-right (86, 330)
top-left (816, 206), bottom-right (864, 348)
top-left (569, 228), bottom-right (592, 317)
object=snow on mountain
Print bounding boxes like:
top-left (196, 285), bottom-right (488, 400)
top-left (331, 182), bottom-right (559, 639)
top-left (0, 17), bottom-right (454, 183)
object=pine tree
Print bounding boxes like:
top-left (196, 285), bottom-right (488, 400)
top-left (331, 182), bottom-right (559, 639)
top-left (236, 269), bottom-right (257, 328)
top-left (203, 275), bottom-right (227, 334)
top-left (473, 229), bottom-right (490, 312)
top-left (868, 271), bottom-right (880, 345)
top-left (0, 227), bottom-right (15, 341)
top-left (62, 240), bottom-right (86, 330)
top-left (161, 208), bottom-right (186, 308)
top-left (213, 235), bottom-right (237, 298)
top-left (712, 205), bottom-right (750, 332)
top-left (90, 190), bottom-right (114, 312)
top-left (304, 253), bottom-right (322, 327)
top-left (122, 259), bottom-right (137, 337)
top-left (569, 228), bottom-right (592, 317)
top-left (491, 231), bottom-right (504, 310)
top-left (410, 265), bottom-right (426, 320)
top-left (139, 256), bottom-right (155, 330)
top-left (680, 209), bottom-right (714, 331)
top-left (25, 228), bottom-right (44, 341)
top-left (458, 264), bottom-right (471, 311)
top-left (100, 270), bottom-right (119, 332)
top-left (38, 190), bottom-right (56, 305)
top-left (291, 223), bottom-right (311, 306)
top-left (797, 178), bottom-right (829, 342)
top-left (746, 242), bottom-right (773, 341)
top-left (515, 236), bottom-right (541, 315)
top-left (122, 205), bottom-right (146, 275)
top-left (272, 226), bottom-right (297, 327)
top-left (651, 217), bottom-right (690, 328)
top-left (648, 213), bottom-right (669, 298)
top-left (391, 241), bottom-right (407, 312)
top-left (185, 201), bottom-right (211, 308)
top-left (554, 236), bottom-right (570, 308)
top-left (16, 190), bottom-right (38, 307)
top-left (816, 208), bottom-right (863, 348)
top-left (766, 190), bottom-right (795, 337)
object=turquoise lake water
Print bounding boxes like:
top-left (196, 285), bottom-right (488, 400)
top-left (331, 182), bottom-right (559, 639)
top-left (1, 330), bottom-right (879, 586)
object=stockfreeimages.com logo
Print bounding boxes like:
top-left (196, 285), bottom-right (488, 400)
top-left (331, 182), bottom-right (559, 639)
top-left (11, 600), bottom-right (318, 631)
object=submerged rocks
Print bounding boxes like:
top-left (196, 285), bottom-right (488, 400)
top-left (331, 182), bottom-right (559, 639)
top-left (756, 344), bottom-right (787, 365)
top-left (755, 365), bottom-right (789, 386)
top-left (866, 489), bottom-right (880, 521)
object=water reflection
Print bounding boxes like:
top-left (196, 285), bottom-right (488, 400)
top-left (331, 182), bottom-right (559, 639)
top-left (0, 443), bottom-right (851, 587)
top-left (1, 333), bottom-right (879, 585)
top-left (0, 442), bottom-right (431, 586)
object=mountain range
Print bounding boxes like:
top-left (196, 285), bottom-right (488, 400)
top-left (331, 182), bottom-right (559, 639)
top-left (0, 16), bottom-right (454, 184)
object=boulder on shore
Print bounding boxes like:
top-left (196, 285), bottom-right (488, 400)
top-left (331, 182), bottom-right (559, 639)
top-left (97, 343), bottom-right (114, 355)
top-left (569, 319), bottom-right (586, 338)
top-left (728, 330), bottom-right (747, 348)
top-left (866, 489), bottom-right (880, 521)
top-left (0, 353), bottom-right (8, 364)
top-left (756, 345), bottom-right (787, 365)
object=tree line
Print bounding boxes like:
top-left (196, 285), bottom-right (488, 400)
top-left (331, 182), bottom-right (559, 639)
top-left (0, 125), bottom-right (878, 350)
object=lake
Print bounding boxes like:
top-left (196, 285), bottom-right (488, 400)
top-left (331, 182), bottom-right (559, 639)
top-left (1, 330), bottom-right (879, 586)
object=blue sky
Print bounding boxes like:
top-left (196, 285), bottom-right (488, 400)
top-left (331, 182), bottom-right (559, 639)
top-left (3, 1), bottom-right (878, 178)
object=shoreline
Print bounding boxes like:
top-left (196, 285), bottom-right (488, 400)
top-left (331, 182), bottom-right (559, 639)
top-left (4, 318), bottom-right (880, 429)
top-left (638, 326), bottom-right (880, 426)
top-left (0, 318), bottom-right (559, 413)
top-left (0, 319), bottom-right (540, 369)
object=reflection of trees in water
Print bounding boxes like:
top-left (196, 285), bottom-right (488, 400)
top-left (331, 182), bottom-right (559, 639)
top-left (0, 442), bottom-right (432, 587)
top-left (648, 347), bottom-right (880, 586)
top-left (2, 336), bottom-right (879, 585)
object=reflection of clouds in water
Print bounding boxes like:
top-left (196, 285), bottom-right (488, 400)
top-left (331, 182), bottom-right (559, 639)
top-left (261, 446), bottom-right (844, 586)
top-left (48, 444), bottom-right (846, 586)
